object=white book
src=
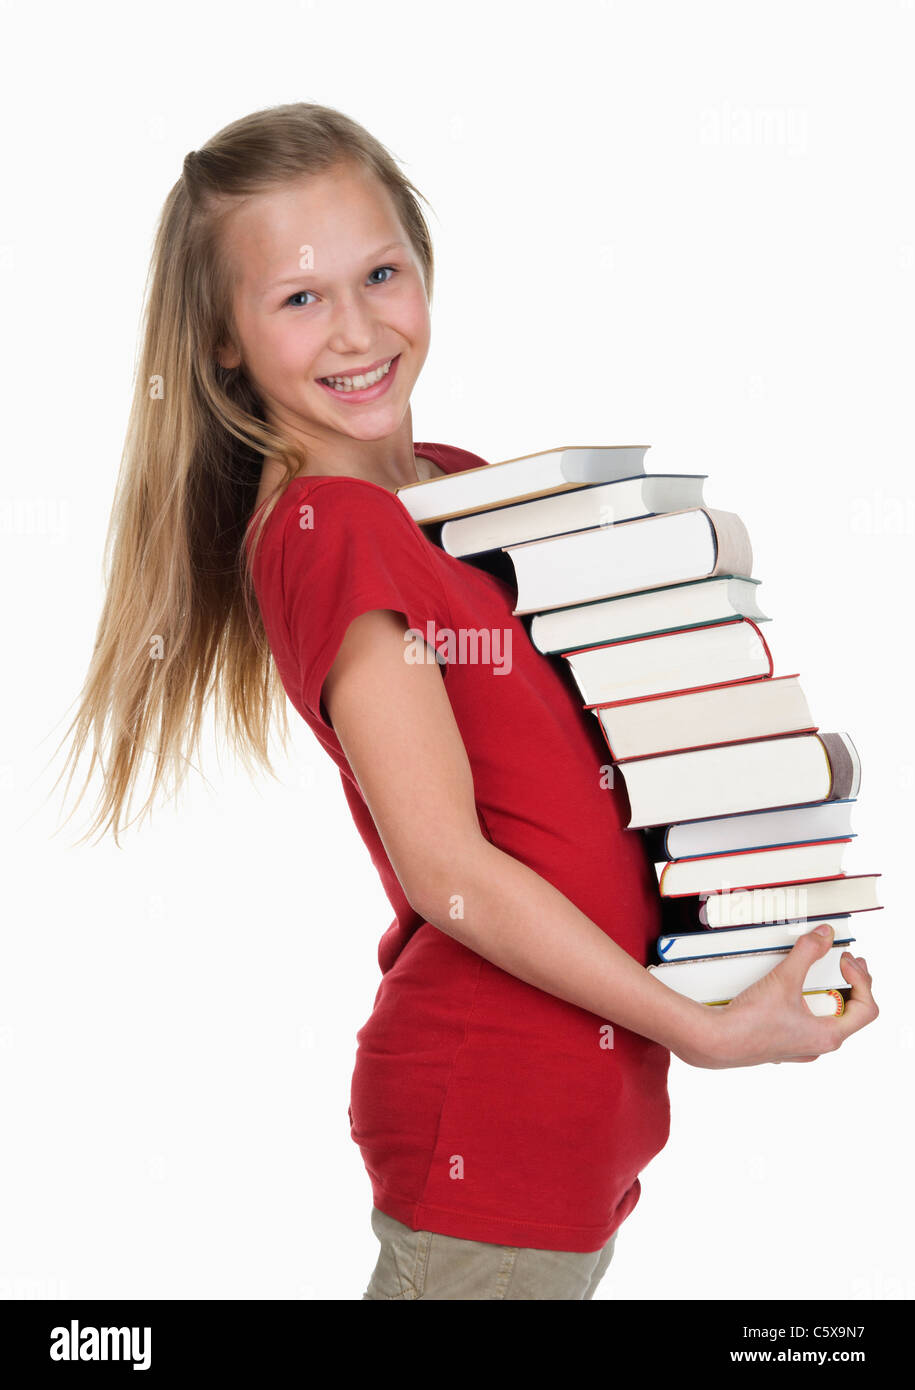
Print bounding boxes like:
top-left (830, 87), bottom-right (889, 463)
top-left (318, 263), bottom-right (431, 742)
top-left (530, 576), bottom-right (769, 654)
top-left (702, 874), bottom-right (881, 928)
top-left (658, 839), bottom-right (851, 897)
top-left (504, 507), bottom-right (753, 614)
top-left (647, 942), bottom-right (852, 1004)
top-left (565, 618), bottom-right (772, 707)
top-left (646, 799), bottom-right (857, 860)
top-left (616, 731), bottom-right (859, 829)
top-left (598, 674), bottom-right (813, 761)
top-left (657, 915), bottom-right (856, 962)
top-left (395, 444), bottom-right (650, 525)
top-left (438, 474), bottom-right (707, 556)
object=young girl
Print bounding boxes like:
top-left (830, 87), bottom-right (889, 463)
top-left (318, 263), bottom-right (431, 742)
top-left (56, 102), bottom-right (878, 1301)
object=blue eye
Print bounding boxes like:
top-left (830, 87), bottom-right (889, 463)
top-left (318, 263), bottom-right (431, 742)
top-left (285, 265), bottom-right (398, 308)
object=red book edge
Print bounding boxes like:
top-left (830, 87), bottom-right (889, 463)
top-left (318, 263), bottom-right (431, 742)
top-left (698, 871), bottom-right (881, 900)
top-left (658, 839), bottom-right (854, 896)
top-left (563, 615), bottom-right (773, 677)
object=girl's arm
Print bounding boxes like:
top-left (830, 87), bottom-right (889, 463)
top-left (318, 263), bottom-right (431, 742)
top-left (323, 610), bottom-right (879, 1070)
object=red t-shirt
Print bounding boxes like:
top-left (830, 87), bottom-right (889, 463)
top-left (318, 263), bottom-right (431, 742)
top-left (248, 441), bottom-right (671, 1253)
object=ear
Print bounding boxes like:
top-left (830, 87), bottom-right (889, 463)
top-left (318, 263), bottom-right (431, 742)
top-left (216, 341), bottom-right (241, 370)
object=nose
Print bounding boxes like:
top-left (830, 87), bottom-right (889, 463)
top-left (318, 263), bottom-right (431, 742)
top-left (325, 288), bottom-right (377, 356)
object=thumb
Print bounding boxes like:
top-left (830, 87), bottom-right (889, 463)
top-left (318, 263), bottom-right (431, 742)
top-left (773, 920), bottom-right (835, 993)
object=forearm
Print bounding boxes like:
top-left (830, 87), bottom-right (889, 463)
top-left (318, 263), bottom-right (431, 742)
top-left (413, 837), bottom-right (717, 1065)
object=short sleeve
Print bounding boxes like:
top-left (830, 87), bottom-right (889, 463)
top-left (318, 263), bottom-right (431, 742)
top-left (277, 479), bottom-right (454, 725)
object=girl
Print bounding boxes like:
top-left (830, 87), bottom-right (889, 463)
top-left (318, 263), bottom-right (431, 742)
top-left (55, 102), bottom-right (878, 1301)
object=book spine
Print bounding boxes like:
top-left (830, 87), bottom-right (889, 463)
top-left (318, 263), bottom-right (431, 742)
top-left (704, 508), bottom-right (754, 580)
top-left (818, 731), bottom-right (855, 801)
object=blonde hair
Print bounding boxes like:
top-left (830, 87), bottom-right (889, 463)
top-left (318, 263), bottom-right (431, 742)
top-left (51, 102), bottom-right (435, 846)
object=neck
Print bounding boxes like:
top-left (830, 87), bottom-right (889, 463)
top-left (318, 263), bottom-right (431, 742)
top-left (258, 406), bottom-right (427, 491)
top-left (255, 441), bottom-right (432, 511)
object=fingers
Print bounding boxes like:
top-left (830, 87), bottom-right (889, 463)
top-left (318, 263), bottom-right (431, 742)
top-left (831, 952), bottom-right (878, 1041)
top-left (772, 921), bottom-right (836, 991)
top-left (840, 951), bottom-right (869, 987)
top-left (769, 946), bottom-right (877, 1061)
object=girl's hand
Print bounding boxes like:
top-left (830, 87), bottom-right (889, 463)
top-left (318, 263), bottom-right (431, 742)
top-left (694, 922), bottom-right (879, 1069)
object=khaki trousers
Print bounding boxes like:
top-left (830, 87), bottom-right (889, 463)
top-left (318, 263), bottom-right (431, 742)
top-left (362, 1205), bottom-right (619, 1300)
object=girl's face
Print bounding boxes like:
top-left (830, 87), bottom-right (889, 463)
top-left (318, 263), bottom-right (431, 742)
top-left (216, 162), bottom-right (430, 461)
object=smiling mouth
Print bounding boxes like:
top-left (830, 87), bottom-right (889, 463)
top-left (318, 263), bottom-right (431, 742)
top-left (318, 356), bottom-right (397, 391)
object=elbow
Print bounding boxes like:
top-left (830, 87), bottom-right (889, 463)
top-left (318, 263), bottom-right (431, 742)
top-left (404, 873), bottom-right (453, 931)
top-left (403, 841), bottom-right (490, 933)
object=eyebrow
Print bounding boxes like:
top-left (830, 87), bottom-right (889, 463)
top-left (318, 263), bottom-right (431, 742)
top-left (263, 242), bottom-right (408, 293)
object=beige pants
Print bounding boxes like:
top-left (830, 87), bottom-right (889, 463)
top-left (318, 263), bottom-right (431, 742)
top-left (362, 1205), bottom-right (619, 1300)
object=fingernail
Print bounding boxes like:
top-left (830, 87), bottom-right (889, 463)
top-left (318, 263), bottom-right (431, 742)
top-left (814, 923), bottom-right (833, 937)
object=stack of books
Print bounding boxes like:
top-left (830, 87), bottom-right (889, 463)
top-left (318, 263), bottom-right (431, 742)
top-left (397, 445), bottom-right (882, 1016)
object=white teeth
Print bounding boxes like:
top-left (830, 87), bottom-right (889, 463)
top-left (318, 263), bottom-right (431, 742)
top-left (320, 358), bottom-right (394, 391)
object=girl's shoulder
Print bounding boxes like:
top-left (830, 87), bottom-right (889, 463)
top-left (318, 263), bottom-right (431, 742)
top-left (413, 440), bottom-right (491, 477)
top-left (247, 440), bottom-right (491, 586)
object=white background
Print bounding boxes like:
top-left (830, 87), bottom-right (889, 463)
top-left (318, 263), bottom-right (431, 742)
top-left (2, 0), bottom-right (912, 1301)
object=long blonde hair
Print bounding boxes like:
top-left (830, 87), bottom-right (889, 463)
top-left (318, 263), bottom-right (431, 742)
top-left (51, 102), bottom-right (435, 846)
